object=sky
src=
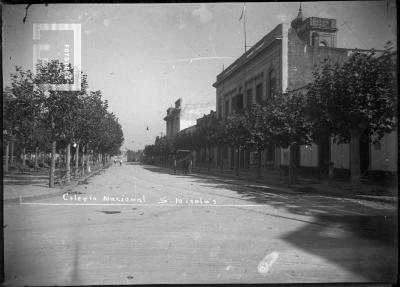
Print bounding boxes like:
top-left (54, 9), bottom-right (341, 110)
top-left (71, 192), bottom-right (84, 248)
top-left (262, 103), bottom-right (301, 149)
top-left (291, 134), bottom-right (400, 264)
top-left (2, 1), bottom-right (397, 151)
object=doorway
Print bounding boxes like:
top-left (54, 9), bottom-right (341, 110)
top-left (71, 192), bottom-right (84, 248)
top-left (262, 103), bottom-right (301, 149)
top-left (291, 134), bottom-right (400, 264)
top-left (360, 129), bottom-right (370, 175)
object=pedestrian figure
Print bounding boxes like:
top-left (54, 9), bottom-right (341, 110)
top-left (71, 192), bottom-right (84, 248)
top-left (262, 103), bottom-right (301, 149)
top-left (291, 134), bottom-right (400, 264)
top-left (114, 159), bottom-right (116, 165)
top-left (173, 155), bottom-right (177, 174)
top-left (119, 159), bottom-right (122, 166)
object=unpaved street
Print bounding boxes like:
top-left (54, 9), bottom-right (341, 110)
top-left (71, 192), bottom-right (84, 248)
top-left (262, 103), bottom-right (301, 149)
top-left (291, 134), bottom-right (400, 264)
top-left (3, 163), bottom-right (397, 285)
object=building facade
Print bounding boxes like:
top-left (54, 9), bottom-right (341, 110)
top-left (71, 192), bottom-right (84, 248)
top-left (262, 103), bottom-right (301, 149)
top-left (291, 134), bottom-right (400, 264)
top-left (164, 99), bottom-right (182, 141)
top-left (212, 7), bottom-right (397, 177)
top-left (164, 98), bottom-right (215, 140)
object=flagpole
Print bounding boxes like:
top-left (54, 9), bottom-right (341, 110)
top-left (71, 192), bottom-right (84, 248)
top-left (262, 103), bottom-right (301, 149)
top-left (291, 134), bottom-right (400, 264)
top-left (239, 3), bottom-right (247, 53)
top-left (243, 3), bottom-right (247, 52)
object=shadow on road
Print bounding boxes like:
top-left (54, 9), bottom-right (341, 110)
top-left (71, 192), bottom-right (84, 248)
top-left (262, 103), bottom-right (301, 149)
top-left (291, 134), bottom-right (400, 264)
top-left (281, 216), bottom-right (398, 282)
top-left (125, 162), bottom-right (141, 165)
top-left (142, 165), bottom-right (174, 175)
top-left (142, 164), bottom-right (398, 282)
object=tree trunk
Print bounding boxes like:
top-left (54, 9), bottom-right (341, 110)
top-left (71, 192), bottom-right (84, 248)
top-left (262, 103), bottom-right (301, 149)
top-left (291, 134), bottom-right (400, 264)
top-left (219, 146), bottom-right (223, 173)
top-left (350, 130), bottom-right (362, 189)
top-left (49, 141), bottom-right (56, 188)
top-left (22, 147), bottom-right (26, 167)
top-left (55, 152), bottom-right (58, 169)
top-left (328, 161), bottom-right (334, 179)
top-left (256, 150), bottom-right (262, 179)
top-left (34, 146), bottom-right (39, 171)
top-left (81, 145), bottom-right (86, 176)
top-left (289, 143), bottom-right (298, 184)
top-left (75, 143), bottom-right (79, 177)
top-left (66, 143), bottom-right (71, 183)
top-left (207, 147), bottom-right (211, 173)
top-left (10, 139), bottom-right (14, 166)
top-left (41, 152), bottom-right (45, 167)
top-left (4, 141), bottom-right (9, 172)
top-left (86, 150), bottom-right (91, 173)
top-left (235, 146), bottom-right (240, 176)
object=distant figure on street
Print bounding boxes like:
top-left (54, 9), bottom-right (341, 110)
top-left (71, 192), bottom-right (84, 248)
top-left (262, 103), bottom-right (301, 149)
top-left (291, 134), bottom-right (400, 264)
top-left (114, 159), bottom-right (116, 165)
top-left (119, 159), bottom-right (122, 166)
top-left (173, 155), bottom-right (177, 174)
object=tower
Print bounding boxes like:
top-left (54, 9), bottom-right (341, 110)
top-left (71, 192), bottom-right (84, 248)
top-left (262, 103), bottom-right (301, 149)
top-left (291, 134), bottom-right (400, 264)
top-left (290, 4), bottom-right (338, 47)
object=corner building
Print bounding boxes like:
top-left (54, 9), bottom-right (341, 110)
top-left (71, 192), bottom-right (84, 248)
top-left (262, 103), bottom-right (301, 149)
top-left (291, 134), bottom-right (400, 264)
top-left (213, 7), bottom-right (397, 178)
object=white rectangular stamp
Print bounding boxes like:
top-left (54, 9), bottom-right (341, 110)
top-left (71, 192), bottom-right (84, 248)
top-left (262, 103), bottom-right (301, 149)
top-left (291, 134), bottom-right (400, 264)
top-left (32, 23), bottom-right (81, 91)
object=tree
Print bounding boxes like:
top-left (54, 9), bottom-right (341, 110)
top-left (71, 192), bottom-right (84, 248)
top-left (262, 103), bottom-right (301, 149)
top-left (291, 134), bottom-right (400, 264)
top-left (242, 103), bottom-right (275, 179)
top-left (34, 60), bottom-right (78, 187)
top-left (271, 92), bottom-right (312, 183)
top-left (220, 111), bottom-right (249, 176)
top-left (5, 67), bottom-right (44, 168)
top-left (4, 61), bottom-right (124, 184)
top-left (173, 132), bottom-right (195, 151)
top-left (306, 49), bottom-right (396, 188)
top-left (3, 87), bottom-right (16, 171)
top-left (195, 112), bottom-right (219, 171)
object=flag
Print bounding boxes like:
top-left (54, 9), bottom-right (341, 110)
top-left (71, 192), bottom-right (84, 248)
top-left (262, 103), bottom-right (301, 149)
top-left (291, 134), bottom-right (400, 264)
top-left (239, 3), bottom-right (245, 21)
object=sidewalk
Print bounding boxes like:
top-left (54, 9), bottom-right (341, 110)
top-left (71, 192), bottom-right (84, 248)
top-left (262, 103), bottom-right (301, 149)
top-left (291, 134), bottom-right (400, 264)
top-left (188, 166), bottom-right (397, 205)
top-left (3, 164), bottom-right (111, 203)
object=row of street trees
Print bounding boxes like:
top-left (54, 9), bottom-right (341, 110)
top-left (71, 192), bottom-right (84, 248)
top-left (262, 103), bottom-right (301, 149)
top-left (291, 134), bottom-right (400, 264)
top-left (3, 60), bottom-right (124, 187)
top-left (144, 49), bottom-right (396, 188)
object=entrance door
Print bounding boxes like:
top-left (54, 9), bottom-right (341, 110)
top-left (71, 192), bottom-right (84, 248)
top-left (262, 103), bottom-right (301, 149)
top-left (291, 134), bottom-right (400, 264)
top-left (239, 149), bottom-right (245, 168)
top-left (360, 130), bottom-right (370, 175)
top-left (230, 147), bottom-right (234, 169)
top-left (319, 136), bottom-right (330, 175)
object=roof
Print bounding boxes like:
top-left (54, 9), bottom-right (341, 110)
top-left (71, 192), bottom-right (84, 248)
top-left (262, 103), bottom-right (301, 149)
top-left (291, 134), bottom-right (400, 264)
top-left (213, 24), bottom-right (283, 87)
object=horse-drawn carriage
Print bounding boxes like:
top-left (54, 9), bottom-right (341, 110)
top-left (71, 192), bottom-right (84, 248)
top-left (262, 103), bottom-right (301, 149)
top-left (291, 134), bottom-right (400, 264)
top-left (174, 150), bottom-right (193, 175)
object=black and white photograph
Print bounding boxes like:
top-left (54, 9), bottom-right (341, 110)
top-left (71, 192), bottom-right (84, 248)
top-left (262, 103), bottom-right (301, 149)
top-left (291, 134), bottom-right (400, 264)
top-left (2, 1), bottom-right (398, 285)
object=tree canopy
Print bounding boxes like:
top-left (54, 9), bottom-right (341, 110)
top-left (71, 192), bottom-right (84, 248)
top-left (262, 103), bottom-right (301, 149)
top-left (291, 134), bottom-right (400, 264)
top-left (306, 50), bottom-right (396, 144)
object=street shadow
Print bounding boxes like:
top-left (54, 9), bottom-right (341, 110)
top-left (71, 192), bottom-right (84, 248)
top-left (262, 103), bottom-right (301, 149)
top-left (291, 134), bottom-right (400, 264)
top-left (96, 210), bottom-right (121, 214)
top-left (280, 215), bottom-right (398, 282)
top-left (142, 165), bottom-right (398, 282)
top-left (142, 165), bottom-right (179, 175)
top-left (198, 179), bottom-right (398, 282)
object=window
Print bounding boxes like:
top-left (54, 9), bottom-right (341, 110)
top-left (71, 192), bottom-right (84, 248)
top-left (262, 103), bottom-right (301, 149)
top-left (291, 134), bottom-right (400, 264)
top-left (246, 89), bottom-right (252, 107)
top-left (236, 94), bottom-right (243, 111)
top-left (268, 70), bottom-right (276, 99)
top-left (218, 99), bottom-right (223, 118)
top-left (256, 83), bottom-right (263, 103)
top-left (231, 97), bottom-right (237, 113)
top-left (223, 146), bottom-right (228, 159)
top-left (266, 143), bottom-right (275, 162)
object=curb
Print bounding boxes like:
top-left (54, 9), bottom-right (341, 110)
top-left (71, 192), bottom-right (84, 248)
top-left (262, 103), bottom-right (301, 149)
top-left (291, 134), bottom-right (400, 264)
top-left (4, 164), bottom-right (112, 204)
